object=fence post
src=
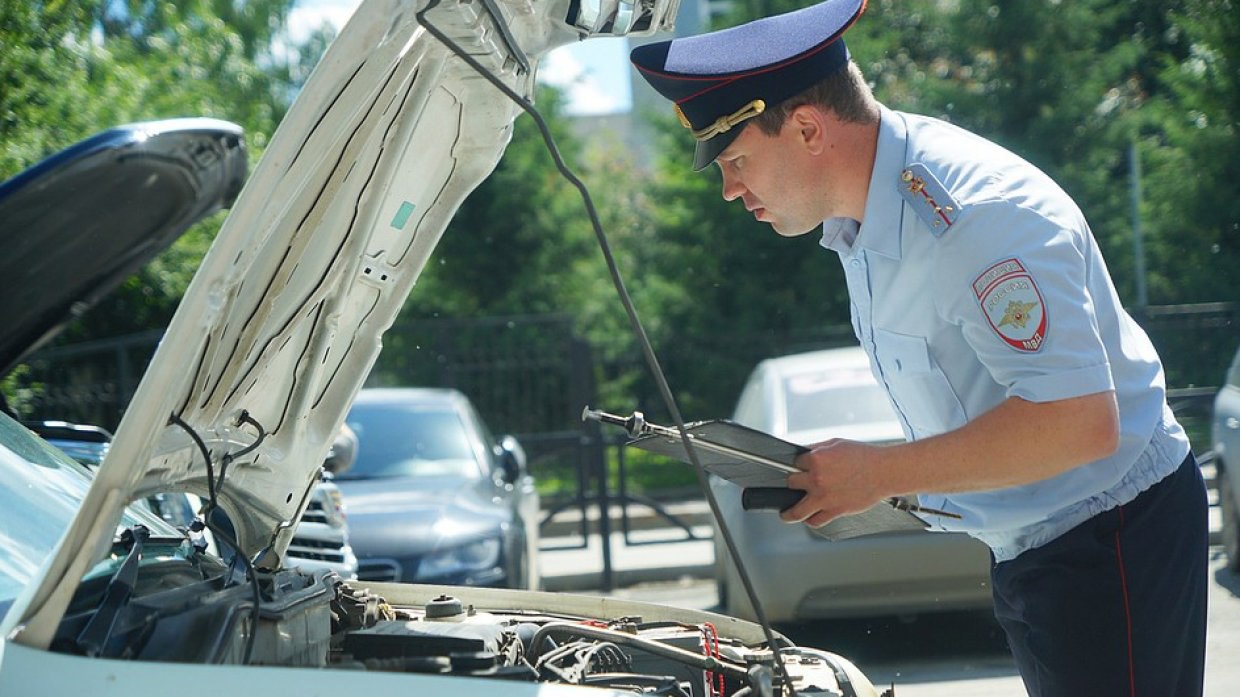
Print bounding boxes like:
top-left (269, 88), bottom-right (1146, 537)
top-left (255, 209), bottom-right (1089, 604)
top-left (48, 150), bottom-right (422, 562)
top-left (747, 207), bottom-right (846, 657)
top-left (570, 336), bottom-right (613, 590)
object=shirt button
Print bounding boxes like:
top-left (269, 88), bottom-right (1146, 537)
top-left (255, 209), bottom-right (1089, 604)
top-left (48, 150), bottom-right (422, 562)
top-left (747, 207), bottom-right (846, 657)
top-left (850, 259), bottom-right (862, 269)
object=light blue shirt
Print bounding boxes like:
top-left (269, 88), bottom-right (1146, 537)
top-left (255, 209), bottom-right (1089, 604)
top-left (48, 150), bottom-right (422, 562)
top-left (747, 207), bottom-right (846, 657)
top-left (821, 106), bottom-right (1190, 561)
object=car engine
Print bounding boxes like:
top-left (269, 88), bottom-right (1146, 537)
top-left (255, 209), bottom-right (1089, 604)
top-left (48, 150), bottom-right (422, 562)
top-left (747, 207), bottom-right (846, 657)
top-left (49, 559), bottom-right (875, 697)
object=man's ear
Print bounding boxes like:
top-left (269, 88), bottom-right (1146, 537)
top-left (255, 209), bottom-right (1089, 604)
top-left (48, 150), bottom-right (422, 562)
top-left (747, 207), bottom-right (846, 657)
top-left (788, 105), bottom-right (828, 155)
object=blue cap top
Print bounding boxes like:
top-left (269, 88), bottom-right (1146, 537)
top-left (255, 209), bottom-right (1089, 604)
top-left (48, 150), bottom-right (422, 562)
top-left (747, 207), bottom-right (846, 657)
top-left (631, 0), bottom-right (866, 170)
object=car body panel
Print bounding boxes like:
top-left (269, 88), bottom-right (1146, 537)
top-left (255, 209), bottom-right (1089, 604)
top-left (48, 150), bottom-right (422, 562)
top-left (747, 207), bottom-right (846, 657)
top-left (1211, 345), bottom-right (1240, 567)
top-left (716, 346), bottom-right (993, 622)
top-left (0, 638), bottom-right (632, 696)
top-left (0, 118), bottom-right (246, 376)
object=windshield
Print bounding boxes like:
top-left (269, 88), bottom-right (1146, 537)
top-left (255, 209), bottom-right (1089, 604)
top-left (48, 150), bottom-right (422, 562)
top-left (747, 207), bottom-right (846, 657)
top-left (0, 411), bottom-right (181, 615)
top-left (341, 405), bottom-right (482, 480)
top-left (783, 369), bottom-right (899, 434)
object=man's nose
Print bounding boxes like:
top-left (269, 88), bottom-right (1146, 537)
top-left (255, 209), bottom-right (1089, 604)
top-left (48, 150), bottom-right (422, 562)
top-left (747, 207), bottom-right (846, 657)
top-left (720, 168), bottom-right (744, 202)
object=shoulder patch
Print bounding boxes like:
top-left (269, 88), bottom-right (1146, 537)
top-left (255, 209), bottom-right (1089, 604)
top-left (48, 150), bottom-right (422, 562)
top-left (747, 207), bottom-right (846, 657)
top-left (973, 258), bottom-right (1047, 352)
top-left (898, 163), bottom-right (959, 236)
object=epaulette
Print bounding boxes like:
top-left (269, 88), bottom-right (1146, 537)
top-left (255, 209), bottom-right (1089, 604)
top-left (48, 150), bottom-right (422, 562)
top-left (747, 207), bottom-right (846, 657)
top-left (898, 163), bottom-right (960, 236)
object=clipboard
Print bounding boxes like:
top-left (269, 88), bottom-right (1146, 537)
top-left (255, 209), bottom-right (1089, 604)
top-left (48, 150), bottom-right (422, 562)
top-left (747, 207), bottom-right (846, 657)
top-left (621, 418), bottom-right (931, 541)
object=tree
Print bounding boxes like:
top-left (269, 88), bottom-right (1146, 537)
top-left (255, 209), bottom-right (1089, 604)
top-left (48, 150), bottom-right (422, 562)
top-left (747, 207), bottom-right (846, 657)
top-left (1141, 0), bottom-right (1240, 304)
top-left (0, 1), bottom-right (102, 177)
top-left (370, 86), bottom-right (655, 407)
top-left (1, 1), bottom-right (304, 342)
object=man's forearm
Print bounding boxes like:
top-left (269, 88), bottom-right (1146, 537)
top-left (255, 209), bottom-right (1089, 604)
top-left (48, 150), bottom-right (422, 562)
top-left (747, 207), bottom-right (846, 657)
top-left (874, 391), bottom-right (1121, 498)
top-left (784, 391), bottom-right (1121, 526)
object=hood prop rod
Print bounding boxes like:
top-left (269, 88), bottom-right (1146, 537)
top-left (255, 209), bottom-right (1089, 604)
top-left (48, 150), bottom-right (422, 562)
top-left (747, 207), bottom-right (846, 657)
top-left (415, 3), bottom-right (800, 694)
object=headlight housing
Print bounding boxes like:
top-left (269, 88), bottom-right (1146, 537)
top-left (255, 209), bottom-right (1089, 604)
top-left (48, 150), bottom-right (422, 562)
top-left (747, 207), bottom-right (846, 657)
top-left (415, 537), bottom-right (502, 580)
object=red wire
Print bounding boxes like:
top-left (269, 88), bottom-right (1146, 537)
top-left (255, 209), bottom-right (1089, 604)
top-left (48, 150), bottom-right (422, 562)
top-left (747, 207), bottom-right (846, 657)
top-left (701, 622), bottom-right (725, 697)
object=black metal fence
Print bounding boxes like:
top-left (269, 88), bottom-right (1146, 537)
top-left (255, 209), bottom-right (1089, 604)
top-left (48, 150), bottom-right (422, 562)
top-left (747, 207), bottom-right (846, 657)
top-left (1135, 303), bottom-right (1239, 390)
top-left (4, 329), bottom-right (163, 432)
top-left (6, 302), bottom-right (1239, 589)
top-left (14, 303), bottom-right (1236, 437)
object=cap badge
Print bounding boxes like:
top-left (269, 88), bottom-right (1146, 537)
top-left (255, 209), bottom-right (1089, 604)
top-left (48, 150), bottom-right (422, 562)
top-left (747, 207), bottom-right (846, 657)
top-left (676, 99), bottom-right (767, 142)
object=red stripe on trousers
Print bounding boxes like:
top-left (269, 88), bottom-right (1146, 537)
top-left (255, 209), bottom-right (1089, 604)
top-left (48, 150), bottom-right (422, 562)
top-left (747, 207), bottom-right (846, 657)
top-left (1114, 506), bottom-right (1136, 697)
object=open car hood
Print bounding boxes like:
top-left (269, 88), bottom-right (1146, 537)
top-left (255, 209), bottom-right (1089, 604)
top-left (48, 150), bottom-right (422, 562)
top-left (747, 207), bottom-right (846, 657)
top-left (7, 0), bottom-right (679, 648)
top-left (0, 118), bottom-right (247, 376)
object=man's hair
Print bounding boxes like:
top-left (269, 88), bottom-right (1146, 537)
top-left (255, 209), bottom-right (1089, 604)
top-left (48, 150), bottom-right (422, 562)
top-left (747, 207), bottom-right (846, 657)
top-left (751, 61), bottom-right (879, 135)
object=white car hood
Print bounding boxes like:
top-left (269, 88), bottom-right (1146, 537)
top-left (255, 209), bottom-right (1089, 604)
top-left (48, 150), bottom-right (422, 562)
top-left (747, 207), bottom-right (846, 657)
top-left (8, 0), bottom-right (677, 648)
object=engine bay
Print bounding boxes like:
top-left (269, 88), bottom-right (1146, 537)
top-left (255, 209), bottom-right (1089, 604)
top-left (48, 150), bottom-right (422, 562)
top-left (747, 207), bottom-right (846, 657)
top-left (49, 557), bottom-right (874, 697)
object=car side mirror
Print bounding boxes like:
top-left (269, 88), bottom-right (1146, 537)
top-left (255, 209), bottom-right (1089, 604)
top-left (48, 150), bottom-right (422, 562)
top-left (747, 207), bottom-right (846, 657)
top-left (495, 434), bottom-right (527, 485)
top-left (323, 423), bottom-right (358, 475)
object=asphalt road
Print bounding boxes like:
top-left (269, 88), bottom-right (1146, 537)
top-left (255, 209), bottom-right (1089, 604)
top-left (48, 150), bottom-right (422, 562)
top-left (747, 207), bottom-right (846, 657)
top-left (612, 547), bottom-right (1240, 696)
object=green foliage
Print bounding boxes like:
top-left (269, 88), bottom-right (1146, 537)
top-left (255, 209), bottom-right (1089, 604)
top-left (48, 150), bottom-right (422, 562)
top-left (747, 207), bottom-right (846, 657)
top-left (0, 1), bottom-right (101, 176)
top-left (1, 0), bottom-right (305, 342)
top-left (403, 87), bottom-right (595, 318)
top-left (3, 0), bottom-right (1238, 445)
top-left (628, 0), bottom-right (1240, 423)
top-left (1142, 0), bottom-right (1240, 304)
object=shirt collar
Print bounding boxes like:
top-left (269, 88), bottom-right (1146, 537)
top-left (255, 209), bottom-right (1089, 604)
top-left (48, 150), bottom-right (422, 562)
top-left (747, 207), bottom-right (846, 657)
top-left (819, 105), bottom-right (908, 259)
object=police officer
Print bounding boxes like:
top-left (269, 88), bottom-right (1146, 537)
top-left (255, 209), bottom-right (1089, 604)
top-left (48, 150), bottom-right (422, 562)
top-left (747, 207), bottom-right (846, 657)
top-left (630, 1), bottom-right (1209, 694)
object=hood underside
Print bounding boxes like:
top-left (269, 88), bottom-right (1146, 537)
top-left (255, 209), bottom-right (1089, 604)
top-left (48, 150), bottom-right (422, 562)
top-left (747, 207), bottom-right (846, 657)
top-left (8, 0), bottom-right (678, 649)
top-left (0, 119), bottom-right (247, 376)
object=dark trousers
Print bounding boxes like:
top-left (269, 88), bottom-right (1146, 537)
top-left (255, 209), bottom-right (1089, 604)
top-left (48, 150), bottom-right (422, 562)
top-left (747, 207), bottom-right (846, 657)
top-left (991, 452), bottom-right (1209, 697)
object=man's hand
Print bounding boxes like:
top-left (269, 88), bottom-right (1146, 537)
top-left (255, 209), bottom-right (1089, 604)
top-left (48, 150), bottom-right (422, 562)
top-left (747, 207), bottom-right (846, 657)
top-left (781, 439), bottom-right (887, 528)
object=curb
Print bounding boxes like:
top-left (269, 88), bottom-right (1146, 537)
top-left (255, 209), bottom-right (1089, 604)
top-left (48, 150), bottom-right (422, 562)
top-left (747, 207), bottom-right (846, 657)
top-left (540, 498), bottom-right (714, 538)
top-left (541, 560), bottom-right (716, 592)
top-left (538, 524), bottom-right (716, 592)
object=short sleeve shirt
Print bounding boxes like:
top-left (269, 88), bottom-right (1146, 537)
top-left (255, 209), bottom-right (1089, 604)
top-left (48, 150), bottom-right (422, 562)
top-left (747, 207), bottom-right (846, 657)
top-left (820, 106), bottom-right (1189, 560)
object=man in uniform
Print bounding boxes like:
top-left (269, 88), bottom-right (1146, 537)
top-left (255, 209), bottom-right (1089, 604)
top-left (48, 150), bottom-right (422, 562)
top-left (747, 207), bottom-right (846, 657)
top-left (630, 1), bottom-right (1209, 694)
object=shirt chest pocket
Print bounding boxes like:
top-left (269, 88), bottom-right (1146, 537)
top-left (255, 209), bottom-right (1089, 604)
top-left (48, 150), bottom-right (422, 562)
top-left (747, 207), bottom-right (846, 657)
top-left (873, 329), bottom-right (968, 437)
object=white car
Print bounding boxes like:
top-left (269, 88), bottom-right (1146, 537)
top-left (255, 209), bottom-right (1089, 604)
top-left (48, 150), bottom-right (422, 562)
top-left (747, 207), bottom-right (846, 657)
top-left (282, 473), bottom-right (360, 580)
top-left (713, 346), bottom-right (994, 623)
top-left (1211, 344), bottom-right (1240, 570)
top-left (0, 1), bottom-right (888, 695)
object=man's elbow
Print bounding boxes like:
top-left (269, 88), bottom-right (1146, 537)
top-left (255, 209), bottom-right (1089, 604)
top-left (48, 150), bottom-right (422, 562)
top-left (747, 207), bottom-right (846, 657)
top-left (1081, 391), bottom-right (1121, 461)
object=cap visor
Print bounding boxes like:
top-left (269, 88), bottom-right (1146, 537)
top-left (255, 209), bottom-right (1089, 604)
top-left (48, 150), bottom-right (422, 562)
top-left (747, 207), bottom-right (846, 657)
top-left (692, 128), bottom-right (742, 171)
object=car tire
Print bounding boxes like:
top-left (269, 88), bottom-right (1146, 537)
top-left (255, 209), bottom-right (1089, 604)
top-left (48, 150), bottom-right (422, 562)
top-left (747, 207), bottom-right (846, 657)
top-left (1220, 463), bottom-right (1240, 572)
